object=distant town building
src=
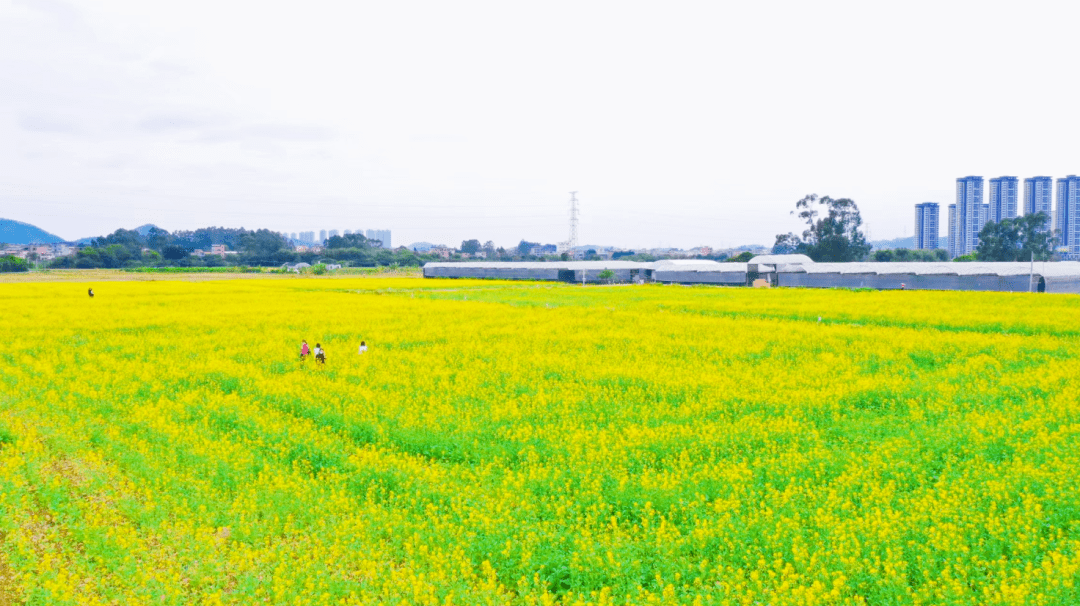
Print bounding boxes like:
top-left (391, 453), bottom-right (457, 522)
top-left (328, 229), bottom-right (340, 238)
top-left (988, 176), bottom-right (1018, 223)
top-left (0, 243), bottom-right (72, 261)
top-left (948, 204), bottom-right (956, 256)
top-left (1058, 175), bottom-right (1080, 256)
top-left (193, 244), bottom-right (237, 259)
top-left (951, 176), bottom-right (984, 257)
top-left (914, 203), bottom-right (939, 250)
top-left (299, 231), bottom-right (315, 243)
top-left (344, 230), bottom-right (352, 235)
top-left (319, 230), bottom-right (327, 243)
top-left (365, 229), bottom-right (391, 249)
top-left (1025, 176), bottom-right (1054, 232)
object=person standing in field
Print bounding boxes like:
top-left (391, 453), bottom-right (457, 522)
top-left (314, 343), bottom-right (325, 365)
top-left (88, 288), bottom-right (94, 298)
top-left (358, 341), bottom-right (367, 355)
top-left (300, 340), bottom-right (310, 361)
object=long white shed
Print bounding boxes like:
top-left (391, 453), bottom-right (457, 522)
top-left (423, 261), bottom-right (656, 283)
top-left (777, 261), bottom-right (1080, 293)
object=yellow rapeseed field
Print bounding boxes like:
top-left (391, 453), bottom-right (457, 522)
top-left (1, 276), bottom-right (1079, 605)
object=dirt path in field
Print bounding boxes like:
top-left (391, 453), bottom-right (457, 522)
top-left (0, 537), bottom-right (21, 606)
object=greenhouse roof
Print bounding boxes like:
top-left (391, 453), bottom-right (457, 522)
top-left (749, 254), bottom-right (813, 265)
top-left (424, 261), bottom-right (654, 270)
top-left (652, 260), bottom-right (748, 272)
top-left (777, 261), bottom-right (1080, 277)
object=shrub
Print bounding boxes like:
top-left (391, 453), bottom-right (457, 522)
top-left (0, 255), bottom-right (29, 272)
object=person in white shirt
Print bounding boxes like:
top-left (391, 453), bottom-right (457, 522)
top-left (314, 343), bottom-right (325, 365)
top-left (358, 341), bottom-right (368, 354)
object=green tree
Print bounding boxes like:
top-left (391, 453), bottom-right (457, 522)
top-left (75, 248), bottom-right (102, 268)
top-left (239, 229), bottom-right (292, 265)
top-left (597, 269), bottom-right (615, 283)
top-left (48, 256), bottom-right (74, 269)
top-left (872, 248), bottom-right (949, 262)
top-left (726, 251), bottom-right (754, 263)
top-left (104, 244), bottom-right (133, 266)
top-left (517, 240), bottom-right (539, 256)
top-left (161, 245), bottom-right (189, 261)
top-left (145, 227), bottom-right (172, 251)
top-left (92, 228), bottom-right (144, 252)
top-left (326, 233), bottom-right (373, 249)
top-left (0, 256), bottom-right (29, 272)
top-left (143, 250), bottom-right (163, 265)
top-left (975, 212), bottom-right (1055, 261)
top-left (460, 239), bottom-right (481, 254)
top-left (171, 227), bottom-right (249, 251)
top-left (774, 194), bottom-right (871, 262)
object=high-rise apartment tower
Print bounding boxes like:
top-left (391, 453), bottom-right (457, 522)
top-left (951, 176), bottom-right (984, 257)
top-left (914, 203), bottom-right (939, 250)
top-left (1058, 176), bottom-right (1080, 256)
top-left (365, 229), bottom-right (392, 249)
top-left (1025, 176), bottom-right (1054, 232)
top-left (948, 204), bottom-right (957, 258)
top-left (989, 176), bottom-right (1018, 223)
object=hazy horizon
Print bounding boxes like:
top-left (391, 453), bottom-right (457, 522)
top-left (3, 0), bottom-right (1078, 249)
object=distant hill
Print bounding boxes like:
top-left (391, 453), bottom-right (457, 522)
top-left (0, 218), bottom-right (65, 244)
top-left (132, 224), bottom-right (163, 236)
top-left (72, 224), bottom-right (165, 246)
top-left (870, 236), bottom-right (916, 250)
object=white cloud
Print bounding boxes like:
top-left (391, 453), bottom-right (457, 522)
top-left (1, 0), bottom-right (1079, 247)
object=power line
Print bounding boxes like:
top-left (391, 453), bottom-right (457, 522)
top-left (568, 191), bottom-right (579, 250)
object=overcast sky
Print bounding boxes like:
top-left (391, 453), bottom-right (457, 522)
top-left (2, 0), bottom-right (1078, 248)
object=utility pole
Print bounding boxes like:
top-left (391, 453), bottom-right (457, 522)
top-left (567, 192), bottom-right (580, 251)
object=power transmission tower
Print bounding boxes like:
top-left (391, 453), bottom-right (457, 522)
top-left (567, 191), bottom-right (579, 250)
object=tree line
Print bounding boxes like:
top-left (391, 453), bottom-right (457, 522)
top-left (47, 227), bottom-right (436, 269)
top-left (773, 194), bottom-right (1057, 262)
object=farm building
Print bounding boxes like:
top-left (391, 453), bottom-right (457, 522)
top-left (423, 257), bottom-right (1080, 293)
top-left (650, 256), bottom-right (814, 285)
top-left (422, 261), bottom-right (655, 283)
top-left (777, 261), bottom-right (1080, 293)
top-left (652, 260), bottom-right (748, 285)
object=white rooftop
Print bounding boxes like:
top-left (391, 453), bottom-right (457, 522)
top-left (778, 261), bottom-right (1080, 277)
top-left (653, 260), bottom-right (748, 273)
top-left (424, 261), bottom-right (655, 270)
top-left (749, 254), bottom-right (814, 265)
